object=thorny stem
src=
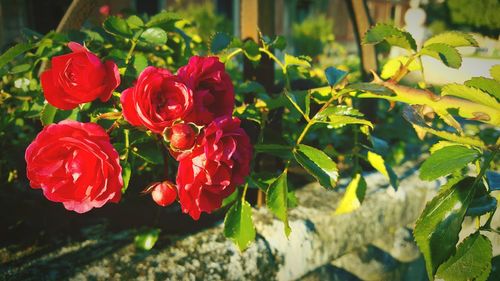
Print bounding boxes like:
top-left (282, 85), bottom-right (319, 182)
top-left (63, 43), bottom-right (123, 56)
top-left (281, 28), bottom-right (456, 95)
top-left (123, 129), bottom-right (130, 161)
top-left (241, 183), bottom-right (249, 202)
top-left (224, 48), bottom-right (244, 62)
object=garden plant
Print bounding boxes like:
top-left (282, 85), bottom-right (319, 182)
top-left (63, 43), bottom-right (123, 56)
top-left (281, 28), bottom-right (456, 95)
top-left (0, 10), bottom-right (499, 280)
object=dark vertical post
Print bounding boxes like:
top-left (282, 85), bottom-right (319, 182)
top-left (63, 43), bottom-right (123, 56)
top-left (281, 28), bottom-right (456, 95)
top-left (239, 0), bottom-right (278, 207)
top-left (346, 0), bottom-right (379, 121)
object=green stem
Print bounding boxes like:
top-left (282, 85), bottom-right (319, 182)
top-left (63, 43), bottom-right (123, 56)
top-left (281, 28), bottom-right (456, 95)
top-left (241, 183), bottom-right (249, 202)
top-left (123, 129), bottom-right (130, 161)
top-left (225, 48), bottom-right (244, 62)
top-left (125, 40), bottom-right (138, 65)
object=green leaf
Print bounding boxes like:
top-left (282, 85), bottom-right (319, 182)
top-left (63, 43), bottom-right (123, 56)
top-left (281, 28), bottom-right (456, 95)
top-left (442, 84), bottom-right (499, 108)
top-left (421, 43), bottom-right (462, 69)
top-left (429, 141), bottom-right (461, 154)
top-left (40, 103), bottom-right (58, 126)
top-left (366, 151), bottom-right (398, 189)
top-left (140, 27), bottom-right (167, 45)
top-left (315, 105), bottom-right (364, 121)
top-left (490, 65), bottom-right (500, 82)
top-left (146, 11), bottom-right (181, 28)
top-left (335, 174), bottom-right (367, 214)
top-left (486, 171), bottom-right (499, 191)
top-left (435, 233), bottom-right (492, 281)
top-left (266, 172), bottom-right (291, 236)
top-left (294, 144), bottom-right (339, 189)
top-left (223, 199), bottom-right (256, 251)
top-left (466, 195), bottom-right (497, 217)
top-left (424, 31), bottom-right (478, 48)
top-left (121, 162), bottom-right (131, 194)
top-left (284, 53), bottom-right (311, 68)
top-left (381, 56), bottom-right (421, 79)
top-left (134, 228), bottom-right (160, 250)
top-left (318, 115), bottom-right (373, 129)
top-left (132, 52), bottom-right (148, 74)
top-left (419, 145), bottom-right (479, 181)
top-left (243, 40), bottom-right (261, 61)
top-left (414, 177), bottom-right (476, 279)
top-left (402, 106), bottom-right (487, 149)
top-left (103, 16), bottom-right (132, 38)
top-left (0, 42), bottom-right (36, 69)
top-left (349, 82), bottom-right (396, 96)
top-left (10, 63), bottom-right (31, 74)
top-left (126, 15), bottom-right (144, 29)
top-left (363, 23), bottom-right (417, 51)
top-left (211, 32), bottom-right (232, 54)
top-left (325, 67), bottom-right (348, 87)
top-left (465, 77), bottom-right (500, 100)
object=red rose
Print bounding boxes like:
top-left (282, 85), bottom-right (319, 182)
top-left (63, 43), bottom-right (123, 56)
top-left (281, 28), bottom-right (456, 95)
top-left (177, 56), bottom-right (235, 126)
top-left (176, 117), bottom-right (252, 220)
top-left (121, 66), bottom-right (194, 134)
top-left (150, 181), bottom-right (177, 207)
top-left (41, 42), bottom-right (120, 110)
top-left (25, 120), bottom-right (123, 213)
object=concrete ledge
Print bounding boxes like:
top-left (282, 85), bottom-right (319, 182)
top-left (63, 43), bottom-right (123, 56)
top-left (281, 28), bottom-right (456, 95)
top-left (2, 161), bottom-right (441, 281)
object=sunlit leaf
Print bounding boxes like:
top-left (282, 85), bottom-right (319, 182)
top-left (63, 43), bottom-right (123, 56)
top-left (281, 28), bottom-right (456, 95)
top-left (381, 56), bottom-right (421, 79)
top-left (318, 115), bottom-right (373, 129)
top-left (126, 15), bottom-right (144, 29)
top-left (294, 144), bottom-right (338, 189)
top-left (134, 228), bottom-right (160, 250)
top-left (419, 145), bottom-right (479, 181)
top-left (140, 27), bottom-right (167, 45)
top-left (414, 177), bottom-right (476, 279)
top-left (335, 174), bottom-right (367, 214)
top-left (424, 31), bottom-right (478, 48)
top-left (490, 64), bottom-right (500, 82)
top-left (224, 199), bottom-right (256, 251)
top-left (266, 172), bottom-right (291, 236)
top-left (421, 43), bottom-right (462, 69)
top-left (363, 23), bottom-right (417, 51)
top-left (465, 77), bottom-right (500, 100)
top-left (442, 84), bottom-right (499, 108)
top-left (435, 232), bottom-right (492, 281)
top-left (367, 151), bottom-right (398, 189)
top-left (284, 53), bottom-right (311, 68)
top-left (146, 11), bottom-right (181, 28)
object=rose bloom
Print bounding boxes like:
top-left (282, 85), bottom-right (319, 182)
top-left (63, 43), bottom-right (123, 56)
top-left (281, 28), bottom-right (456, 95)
top-left (41, 42), bottom-right (120, 110)
top-left (177, 56), bottom-right (235, 125)
top-left (176, 117), bottom-right (252, 220)
top-left (25, 120), bottom-right (123, 213)
top-left (121, 66), bottom-right (194, 133)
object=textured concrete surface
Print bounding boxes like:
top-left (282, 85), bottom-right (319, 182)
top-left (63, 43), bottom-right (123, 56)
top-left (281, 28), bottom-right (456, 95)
top-left (1, 161), bottom-right (442, 281)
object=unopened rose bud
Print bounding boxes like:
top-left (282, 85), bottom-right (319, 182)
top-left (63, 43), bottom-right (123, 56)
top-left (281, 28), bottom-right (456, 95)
top-left (167, 123), bottom-right (196, 150)
top-left (150, 181), bottom-right (177, 207)
top-left (99, 5), bottom-right (110, 16)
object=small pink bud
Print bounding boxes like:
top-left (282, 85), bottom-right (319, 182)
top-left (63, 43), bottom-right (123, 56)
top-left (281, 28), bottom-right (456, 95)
top-left (151, 181), bottom-right (177, 207)
top-left (168, 123), bottom-right (196, 150)
top-left (99, 5), bottom-right (110, 16)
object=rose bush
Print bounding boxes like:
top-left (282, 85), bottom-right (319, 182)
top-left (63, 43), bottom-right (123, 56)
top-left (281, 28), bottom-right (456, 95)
top-left (1, 10), bottom-right (498, 279)
top-left (41, 42), bottom-right (120, 110)
top-left (25, 120), bottom-right (123, 213)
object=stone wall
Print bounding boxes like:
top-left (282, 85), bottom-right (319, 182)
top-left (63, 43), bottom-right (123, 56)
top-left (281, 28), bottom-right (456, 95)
top-left (2, 161), bottom-right (446, 281)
